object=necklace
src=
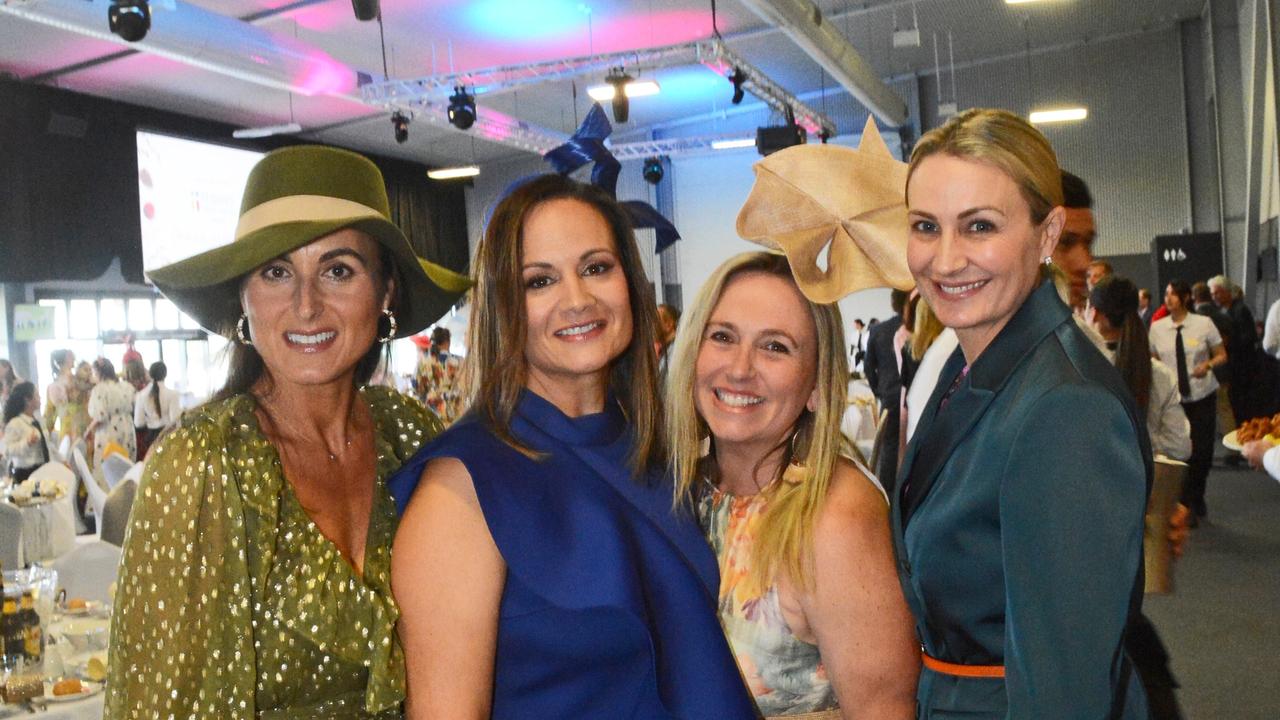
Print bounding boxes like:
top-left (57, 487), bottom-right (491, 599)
top-left (256, 398), bottom-right (358, 463)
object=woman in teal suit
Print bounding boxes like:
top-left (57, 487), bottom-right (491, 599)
top-left (896, 109), bottom-right (1151, 718)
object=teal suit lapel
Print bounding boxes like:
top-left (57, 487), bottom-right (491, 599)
top-left (897, 281), bottom-right (1071, 526)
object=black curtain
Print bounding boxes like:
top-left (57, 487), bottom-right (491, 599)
top-left (0, 79), bottom-right (470, 284)
top-left (378, 158), bottom-right (470, 276)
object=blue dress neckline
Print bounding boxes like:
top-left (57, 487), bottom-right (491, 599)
top-left (514, 388), bottom-right (626, 448)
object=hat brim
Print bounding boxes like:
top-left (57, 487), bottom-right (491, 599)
top-left (148, 216), bottom-right (470, 339)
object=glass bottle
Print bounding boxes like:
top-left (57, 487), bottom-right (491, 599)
top-left (19, 591), bottom-right (41, 665)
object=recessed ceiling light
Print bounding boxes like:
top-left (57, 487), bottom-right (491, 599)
top-left (586, 80), bottom-right (660, 101)
top-left (1029, 107), bottom-right (1088, 124)
top-left (427, 165), bottom-right (481, 180)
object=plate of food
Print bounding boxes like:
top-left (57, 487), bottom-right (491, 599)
top-left (43, 678), bottom-right (103, 703)
top-left (1225, 414), bottom-right (1280, 451)
top-left (60, 598), bottom-right (100, 617)
top-left (74, 655), bottom-right (109, 683)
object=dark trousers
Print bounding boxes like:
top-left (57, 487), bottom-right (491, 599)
top-left (1181, 393), bottom-right (1217, 515)
top-left (1127, 613), bottom-right (1184, 720)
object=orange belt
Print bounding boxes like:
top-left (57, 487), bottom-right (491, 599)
top-left (922, 651), bottom-right (1006, 678)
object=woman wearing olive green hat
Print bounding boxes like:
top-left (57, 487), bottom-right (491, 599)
top-left (106, 144), bottom-right (470, 719)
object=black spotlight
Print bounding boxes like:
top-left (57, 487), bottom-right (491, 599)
top-left (391, 112), bottom-right (410, 144)
top-left (108, 0), bottom-right (151, 42)
top-left (606, 68), bottom-right (632, 124)
top-left (351, 0), bottom-right (379, 21)
top-left (728, 68), bottom-right (746, 105)
top-left (642, 157), bottom-right (664, 185)
top-left (447, 86), bottom-right (476, 130)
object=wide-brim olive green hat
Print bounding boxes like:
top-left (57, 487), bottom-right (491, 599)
top-left (147, 144), bottom-right (471, 339)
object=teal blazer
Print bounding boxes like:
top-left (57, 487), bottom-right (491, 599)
top-left (892, 281), bottom-right (1151, 719)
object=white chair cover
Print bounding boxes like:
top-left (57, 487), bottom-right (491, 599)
top-left (48, 539), bottom-right (121, 604)
top-left (100, 479), bottom-right (137, 548)
top-left (57, 434), bottom-right (72, 464)
top-left (102, 453), bottom-right (133, 491)
top-left (0, 502), bottom-right (23, 569)
top-left (73, 447), bottom-right (108, 532)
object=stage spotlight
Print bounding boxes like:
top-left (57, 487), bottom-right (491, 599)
top-left (447, 86), bottom-right (476, 130)
top-left (606, 68), bottom-right (632, 123)
top-left (351, 0), bottom-right (379, 21)
top-left (728, 68), bottom-right (746, 105)
top-left (391, 112), bottom-right (410, 144)
top-left (642, 157), bottom-right (664, 185)
top-left (108, 0), bottom-right (150, 42)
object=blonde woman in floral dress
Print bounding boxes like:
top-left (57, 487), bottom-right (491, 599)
top-left (667, 252), bottom-right (918, 719)
top-left (87, 358), bottom-right (136, 465)
top-left (45, 350), bottom-right (91, 443)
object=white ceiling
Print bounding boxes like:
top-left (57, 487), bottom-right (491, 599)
top-left (0, 0), bottom-right (1205, 166)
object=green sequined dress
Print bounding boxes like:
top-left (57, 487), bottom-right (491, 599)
top-left (105, 386), bottom-right (442, 719)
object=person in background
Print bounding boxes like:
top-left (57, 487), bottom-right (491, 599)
top-left (414, 326), bottom-right (464, 425)
top-left (851, 317), bottom-right (868, 372)
top-left (668, 252), bottom-right (918, 719)
top-left (87, 358), bottom-right (136, 465)
top-left (107, 144), bottom-right (464, 718)
top-left (1262, 296), bottom-right (1280, 358)
top-left (904, 301), bottom-right (958, 442)
top-left (863, 288), bottom-right (909, 490)
top-left (1089, 276), bottom-right (1192, 720)
top-left (0, 359), bottom-right (19, 411)
top-left (1210, 274), bottom-right (1260, 424)
top-left (123, 356), bottom-right (149, 393)
top-left (1054, 171), bottom-right (1097, 311)
top-left (656, 302), bottom-right (681, 378)
top-left (1138, 288), bottom-right (1154, 326)
top-left (4, 382), bottom-right (53, 483)
top-left (133, 360), bottom-right (180, 459)
top-left (45, 349), bottom-right (90, 443)
top-left (389, 174), bottom-right (755, 719)
top-left (1087, 259), bottom-right (1113, 292)
top-left (1150, 281), bottom-right (1226, 524)
top-left (899, 108), bottom-right (1150, 717)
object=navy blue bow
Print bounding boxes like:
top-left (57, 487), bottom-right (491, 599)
top-left (544, 103), bottom-right (682, 253)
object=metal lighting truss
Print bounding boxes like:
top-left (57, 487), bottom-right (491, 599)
top-left (608, 133), bottom-right (758, 160)
top-left (359, 38), bottom-right (837, 155)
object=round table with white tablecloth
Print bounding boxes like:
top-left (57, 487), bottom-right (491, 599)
top-left (8, 494), bottom-right (77, 567)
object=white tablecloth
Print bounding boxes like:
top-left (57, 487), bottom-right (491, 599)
top-left (14, 495), bottom-right (77, 566)
top-left (27, 693), bottom-right (103, 719)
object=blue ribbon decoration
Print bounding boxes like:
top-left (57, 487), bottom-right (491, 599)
top-left (544, 103), bottom-right (682, 253)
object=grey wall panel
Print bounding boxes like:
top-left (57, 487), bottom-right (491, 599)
top-left (920, 28), bottom-right (1192, 259)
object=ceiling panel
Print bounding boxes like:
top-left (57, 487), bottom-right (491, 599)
top-left (0, 0), bottom-right (1208, 165)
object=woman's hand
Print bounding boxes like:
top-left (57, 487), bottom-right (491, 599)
top-left (1191, 362), bottom-right (1210, 379)
top-left (1243, 439), bottom-right (1275, 470)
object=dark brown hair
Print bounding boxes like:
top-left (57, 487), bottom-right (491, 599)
top-left (1090, 277), bottom-right (1152, 412)
top-left (92, 358), bottom-right (118, 382)
top-left (467, 174), bottom-right (664, 472)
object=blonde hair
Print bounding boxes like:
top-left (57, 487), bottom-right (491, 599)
top-left (466, 174), bottom-right (665, 471)
top-left (909, 300), bottom-right (946, 361)
top-left (908, 108), bottom-right (1064, 224)
top-left (667, 252), bottom-right (848, 597)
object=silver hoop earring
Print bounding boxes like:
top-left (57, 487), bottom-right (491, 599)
top-left (235, 314), bottom-right (253, 346)
top-left (1041, 256), bottom-right (1054, 266)
top-left (378, 308), bottom-right (397, 344)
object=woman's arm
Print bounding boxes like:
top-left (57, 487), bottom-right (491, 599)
top-left (104, 422), bottom-right (255, 719)
top-left (393, 457), bottom-right (505, 720)
top-left (1000, 384), bottom-right (1147, 718)
top-left (798, 462), bottom-right (919, 720)
top-left (1194, 342), bottom-right (1227, 378)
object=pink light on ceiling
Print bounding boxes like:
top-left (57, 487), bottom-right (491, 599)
top-left (296, 53), bottom-right (359, 95)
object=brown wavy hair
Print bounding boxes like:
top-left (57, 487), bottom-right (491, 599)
top-left (467, 174), bottom-right (665, 473)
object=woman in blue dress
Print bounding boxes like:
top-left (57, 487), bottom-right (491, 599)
top-left (389, 174), bottom-right (756, 719)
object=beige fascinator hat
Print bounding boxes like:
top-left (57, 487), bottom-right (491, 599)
top-left (736, 117), bottom-right (914, 303)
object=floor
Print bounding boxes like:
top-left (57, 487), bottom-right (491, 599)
top-left (1143, 463), bottom-right (1280, 718)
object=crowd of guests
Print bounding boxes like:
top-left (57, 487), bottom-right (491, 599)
top-left (2, 347), bottom-right (182, 487)
top-left (0, 107), bottom-right (1238, 720)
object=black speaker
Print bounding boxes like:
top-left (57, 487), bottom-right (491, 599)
top-left (352, 0), bottom-right (379, 21)
top-left (755, 124), bottom-right (806, 156)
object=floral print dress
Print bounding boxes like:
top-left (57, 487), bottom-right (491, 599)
top-left (699, 486), bottom-right (839, 717)
top-left (88, 379), bottom-right (136, 465)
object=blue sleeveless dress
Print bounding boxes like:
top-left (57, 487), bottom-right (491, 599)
top-left (388, 390), bottom-right (757, 720)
